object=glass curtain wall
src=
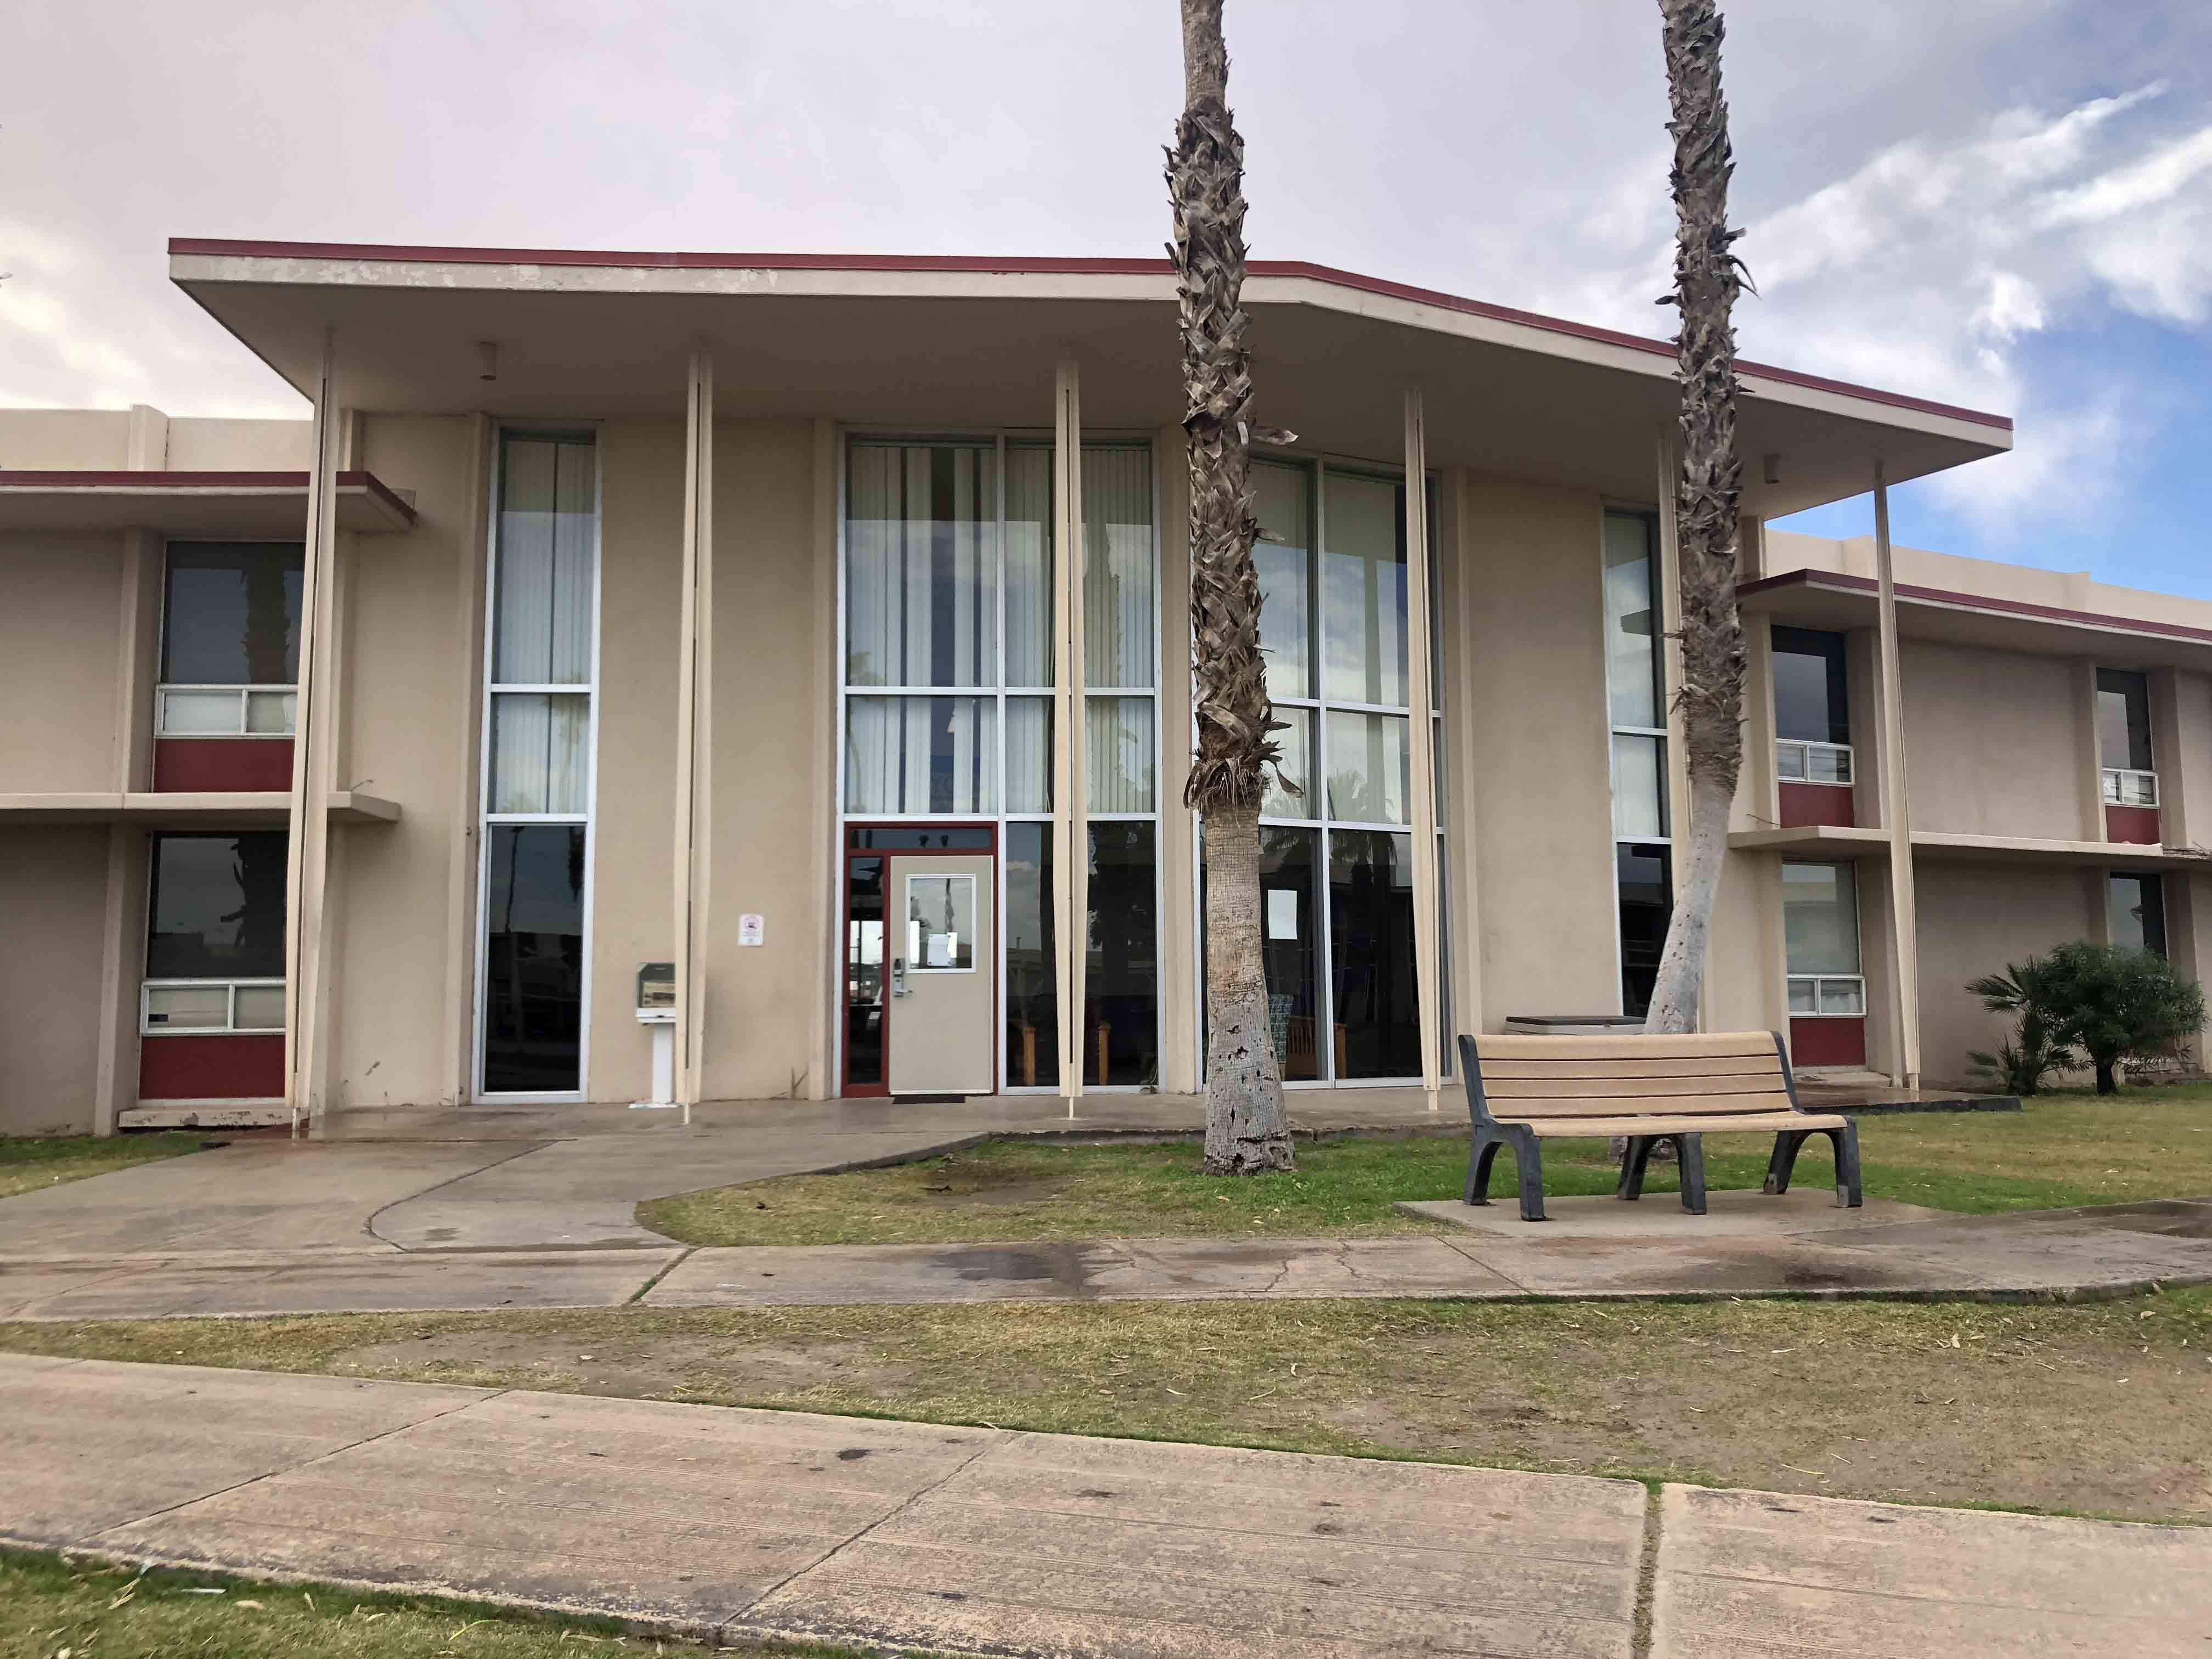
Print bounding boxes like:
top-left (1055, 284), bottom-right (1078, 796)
top-left (841, 436), bottom-right (1160, 1091)
top-left (479, 432), bottom-right (598, 1096)
top-left (1237, 456), bottom-right (1443, 1084)
top-left (1604, 510), bottom-right (1672, 1017)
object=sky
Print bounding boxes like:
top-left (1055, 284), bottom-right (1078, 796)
top-left (4, 1), bottom-right (2210, 595)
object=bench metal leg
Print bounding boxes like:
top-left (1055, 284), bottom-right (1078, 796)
top-left (1831, 1120), bottom-right (1863, 1208)
top-left (1675, 1134), bottom-right (1707, 1215)
top-left (1617, 1136), bottom-right (1661, 1201)
top-left (1465, 1133), bottom-right (1504, 1205)
top-left (1764, 1130), bottom-right (1810, 1195)
top-left (1466, 1126), bottom-right (1547, 1220)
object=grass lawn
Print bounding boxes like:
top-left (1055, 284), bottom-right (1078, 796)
top-left (0, 1132), bottom-right (206, 1201)
top-left (5, 1289), bottom-right (2209, 1525)
top-left (638, 1090), bottom-right (2212, 1248)
top-left (0, 1547), bottom-right (872, 1658)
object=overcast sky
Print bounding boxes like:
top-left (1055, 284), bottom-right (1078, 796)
top-left (5, 1), bottom-right (2210, 593)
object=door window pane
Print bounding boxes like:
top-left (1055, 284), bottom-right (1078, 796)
top-left (845, 442), bottom-right (997, 689)
top-left (1611, 733), bottom-right (1667, 840)
top-left (2096, 669), bottom-right (2153, 772)
top-left (1602, 514), bottom-right (1661, 730)
top-left (493, 436), bottom-right (597, 685)
top-left (489, 692), bottom-right (591, 815)
top-left (2110, 873), bottom-right (2168, 957)
top-left (1005, 696), bottom-right (1053, 814)
top-left (146, 833), bottom-right (287, 979)
top-left (1773, 627), bottom-right (1850, 745)
top-left (1087, 696), bottom-right (1155, 814)
top-left (1259, 827), bottom-right (1322, 1080)
top-left (1084, 447), bottom-right (1155, 689)
top-left (1005, 823), bottom-right (1058, 1087)
top-left (1782, 862), bottom-right (1861, 975)
top-left (145, 985), bottom-right (229, 1029)
top-left (844, 856), bottom-right (885, 1088)
top-left (905, 874), bottom-right (977, 972)
top-left (1087, 822), bottom-right (1158, 1086)
top-left (161, 543), bottom-right (303, 686)
top-left (232, 983), bottom-right (287, 1031)
top-left (1322, 472), bottom-right (1408, 708)
top-left (483, 824), bottom-right (585, 1092)
top-left (1329, 830), bottom-right (1419, 1077)
top-left (1325, 710), bottom-right (1409, 825)
top-left (1617, 844), bottom-right (1672, 1018)
top-left (1254, 460), bottom-right (1312, 701)
top-left (844, 696), bottom-right (998, 815)
top-left (1263, 708), bottom-right (1314, 821)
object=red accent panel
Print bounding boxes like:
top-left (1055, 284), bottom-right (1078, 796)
top-left (139, 1034), bottom-right (285, 1101)
top-left (1790, 1017), bottom-right (1866, 1069)
top-left (154, 738), bottom-right (294, 792)
top-left (1778, 782), bottom-right (1857, 829)
top-left (2107, 804), bottom-right (2162, 845)
top-left (165, 239), bottom-right (2012, 433)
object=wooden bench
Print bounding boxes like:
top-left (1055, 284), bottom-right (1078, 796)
top-left (1455, 1030), bottom-right (1861, 1222)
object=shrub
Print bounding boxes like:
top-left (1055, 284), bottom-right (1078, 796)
top-left (1970, 943), bottom-right (2207, 1096)
top-left (1966, 956), bottom-right (2078, 1096)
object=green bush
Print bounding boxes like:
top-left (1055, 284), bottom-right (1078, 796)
top-left (1969, 942), bottom-right (2206, 1096)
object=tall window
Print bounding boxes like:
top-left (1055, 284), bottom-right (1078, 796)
top-left (156, 543), bottom-right (303, 736)
top-left (478, 433), bottom-right (597, 1096)
top-left (1604, 510), bottom-right (1671, 1017)
top-left (1772, 625), bottom-right (1852, 784)
top-left (140, 832), bottom-right (288, 1034)
top-left (2097, 669), bottom-right (2157, 807)
top-left (840, 436), bottom-right (1160, 1089)
top-left (1782, 861), bottom-right (1865, 1016)
top-left (1238, 456), bottom-right (1442, 1084)
top-left (2109, 872), bottom-right (2167, 957)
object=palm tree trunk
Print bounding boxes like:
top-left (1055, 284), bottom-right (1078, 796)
top-left (1644, 0), bottom-right (1750, 1035)
top-left (1172, 0), bottom-right (1293, 1174)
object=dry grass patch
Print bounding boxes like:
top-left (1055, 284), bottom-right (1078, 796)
top-left (8, 1288), bottom-right (2209, 1525)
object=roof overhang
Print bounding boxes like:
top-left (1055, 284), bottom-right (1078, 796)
top-left (168, 241), bottom-right (2012, 518)
top-left (0, 791), bottom-right (400, 825)
top-left (1741, 569), bottom-right (2212, 673)
top-left (1731, 824), bottom-right (2208, 872)
top-left (0, 471), bottom-right (416, 536)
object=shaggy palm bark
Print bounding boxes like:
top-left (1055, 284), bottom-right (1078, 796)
top-left (1172, 0), bottom-right (1294, 1174)
top-left (1644, 0), bottom-right (1750, 1035)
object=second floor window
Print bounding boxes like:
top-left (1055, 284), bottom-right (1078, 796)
top-left (1772, 625), bottom-right (1852, 785)
top-left (157, 541), bottom-right (304, 736)
top-left (2097, 668), bottom-right (2156, 806)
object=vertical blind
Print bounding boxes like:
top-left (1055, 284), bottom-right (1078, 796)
top-left (847, 444), bottom-right (997, 689)
top-left (490, 436), bottom-right (597, 818)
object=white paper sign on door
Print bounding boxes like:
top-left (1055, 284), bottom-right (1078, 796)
top-left (1266, 889), bottom-right (1299, 940)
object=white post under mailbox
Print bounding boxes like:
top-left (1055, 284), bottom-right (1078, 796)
top-left (633, 961), bottom-right (678, 1111)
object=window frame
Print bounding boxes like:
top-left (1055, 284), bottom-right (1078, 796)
top-left (1604, 506), bottom-right (1672, 1018)
top-left (471, 427), bottom-right (603, 1104)
top-left (153, 539), bottom-right (304, 740)
top-left (141, 977), bottom-right (288, 1036)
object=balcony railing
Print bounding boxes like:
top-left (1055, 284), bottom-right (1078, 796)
top-left (2102, 767), bottom-right (2158, 808)
top-left (1787, 974), bottom-right (1865, 1017)
top-left (1777, 740), bottom-right (1853, 786)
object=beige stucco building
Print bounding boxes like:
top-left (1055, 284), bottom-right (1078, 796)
top-left (1, 238), bottom-right (2203, 1136)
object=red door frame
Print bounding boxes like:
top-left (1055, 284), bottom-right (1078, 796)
top-left (839, 823), bottom-right (1001, 1098)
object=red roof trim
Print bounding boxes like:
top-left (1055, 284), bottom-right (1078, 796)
top-left (167, 237), bottom-right (2013, 434)
top-left (0, 469), bottom-right (417, 525)
top-left (1740, 568), bottom-right (2212, 647)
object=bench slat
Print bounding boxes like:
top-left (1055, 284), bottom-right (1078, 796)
top-left (1502, 1110), bottom-right (1846, 1136)
top-left (1483, 1073), bottom-right (1782, 1101)
top-left (1472, 1032), bottom-right (1780, 1062)
top-left (1481, 1091), bottom-right (1800, 1119)
top-left (1478, 1056), bottom-right (1782, 1080)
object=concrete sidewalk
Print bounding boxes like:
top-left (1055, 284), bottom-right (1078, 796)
top-left (5, 1194), bottom-right (2209, 1322)
top-left (2, 1353), bottom-right (2205, 1657)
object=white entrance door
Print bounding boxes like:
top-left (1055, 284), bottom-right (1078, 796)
top-left (888, 855), bottom-right (995, 1095)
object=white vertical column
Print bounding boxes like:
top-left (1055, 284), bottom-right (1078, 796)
top-left (283, 329), bottom-right (341, 1137)
top-left (1873, 464), bottom-right (1922, 1088)
top-left (1402, 391), bottom-right (1442, 1111)
top-left (1053, 359), bottom-right (1088, 1114)
top-left (673, 348), bottom-right (715, 1120)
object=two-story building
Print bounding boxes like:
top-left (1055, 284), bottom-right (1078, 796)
top-left (0, 236), bottom-right (2199, 1137)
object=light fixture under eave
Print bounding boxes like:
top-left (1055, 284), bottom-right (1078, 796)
top-left (1763, 452), bottom-right (1782, 486)
top-left (477, 341), bottom-right (499, 383)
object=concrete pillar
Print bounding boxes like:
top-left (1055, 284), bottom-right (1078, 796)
top-left (673, 349), bottom-right (716, 1117)
top-left (1872, 464), bottom-right (1922, 1089)
top-left (1053, 360), bottom-right (1087, 1111)
top-left (1402, 390), bottom-right (1442, 1111)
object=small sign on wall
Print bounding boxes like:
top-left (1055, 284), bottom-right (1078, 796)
top-left (738, 913), bottom-right (766, 947)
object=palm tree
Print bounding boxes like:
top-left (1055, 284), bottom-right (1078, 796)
top-left (1171, 0), bottom-right (1294, 1173)
top-left (1643, 0), bottom-right (1752, 1034)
